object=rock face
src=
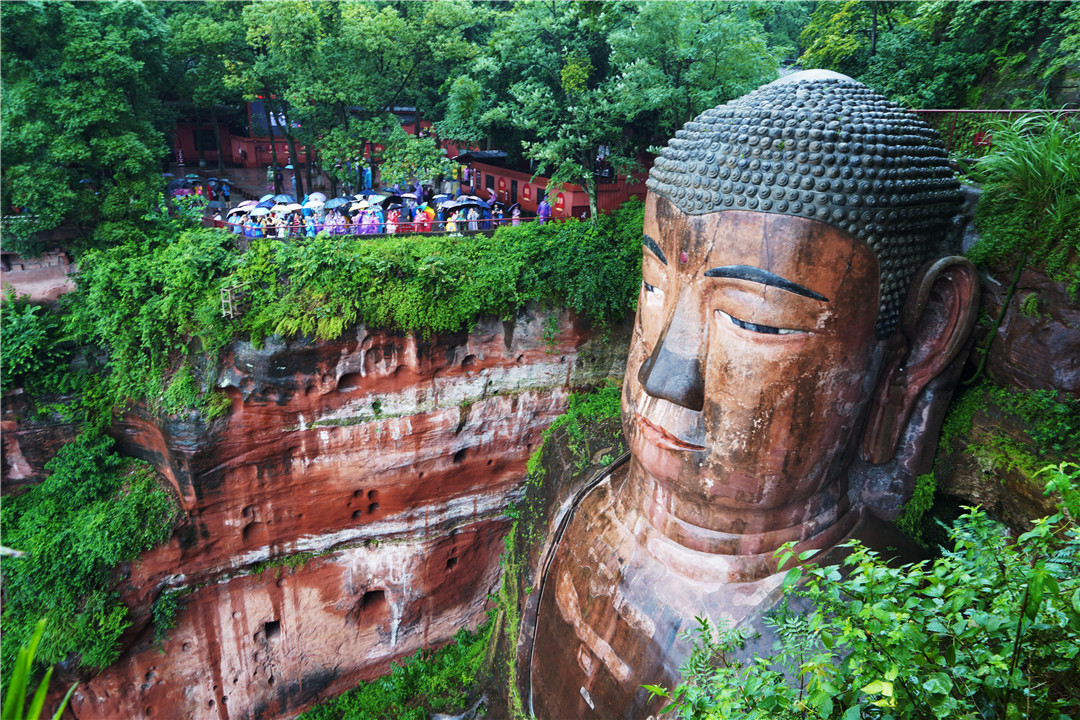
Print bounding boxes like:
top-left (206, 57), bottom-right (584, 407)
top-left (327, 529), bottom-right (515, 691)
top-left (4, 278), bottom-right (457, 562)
top-left (976, 265), bottom-right (1080, 394)
top-left (12, 309), bottom-right (629, 720)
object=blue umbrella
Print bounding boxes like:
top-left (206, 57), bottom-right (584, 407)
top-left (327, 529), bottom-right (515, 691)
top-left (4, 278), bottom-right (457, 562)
top-left (259, 194), bottom-right (275, 202)
top-left (324, 197), bottom-right (350, 209)
top-left (273, 194), bottom-right (296, 203)
top-left (256, 200), bottom-right (275, 209)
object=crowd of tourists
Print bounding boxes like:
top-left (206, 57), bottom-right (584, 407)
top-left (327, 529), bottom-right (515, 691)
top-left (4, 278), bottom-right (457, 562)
top-left (170, 170), bottom-right (558, 237)
top-left (214, 189), bottom-right (530, 237)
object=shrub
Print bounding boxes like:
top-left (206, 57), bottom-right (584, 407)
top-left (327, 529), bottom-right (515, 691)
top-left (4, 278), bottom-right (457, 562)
top-left (298, 621), bottom-right (491, 720)
top-left (0, 296), bottom-right (69, 394)
top-left (968, 112), bottom-right (1080, 290)
top-left (647, 463), bottom-right (1080, 720)
top-left (0, 432), bottom-right (179, 692)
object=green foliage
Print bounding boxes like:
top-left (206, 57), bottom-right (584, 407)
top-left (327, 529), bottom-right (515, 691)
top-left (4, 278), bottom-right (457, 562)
top-left (246, 551), bottom-right (320, 580)
top-left (375, 125), bottom-right (455, 188)
top-left (0, 296), bottom-right (71, 394)
top-left (151, 589), bottom-right (192, 651)
top-left (68, 225), bottom-right (237, 417)
top-left (444, 1), bottom-right (779, 214)
top-left (239, 199), bottom-right (644, 344)
top-left (649, 465), bottom-right (1080, 719)
top-left (968, 113), bottom-right (1080, 291)
top-left (895, 472), bottom-right (936, 543)
top-left (298, 620), bottom-right (491, 720)
top-left (1, 431), bottom-right (178, 692)
top-left (544, 380), bottom-right (623, 472)
top-left (1, 620), bottom-right (76, 720)
top-left (942, 383), bottom-right (1080, 478)
top-left (898, 382), bottom-right (1080, 546)
top-left (0, 0), bottom-right (170, 254)
top-left (800, 1), bottom-right (1078, 109)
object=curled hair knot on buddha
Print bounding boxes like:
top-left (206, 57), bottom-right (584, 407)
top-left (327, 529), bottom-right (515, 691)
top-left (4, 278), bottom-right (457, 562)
top-left (646, 71), bottom-right (962, 338)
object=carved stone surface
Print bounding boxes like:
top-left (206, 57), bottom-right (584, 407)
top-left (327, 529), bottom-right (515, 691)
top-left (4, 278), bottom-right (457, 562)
top-left (18, 309), bottom-right (630, 720)
top-left (976, 265), bottom-right (1080, 394)
top-left (526, 72), bottom-right (978, 719)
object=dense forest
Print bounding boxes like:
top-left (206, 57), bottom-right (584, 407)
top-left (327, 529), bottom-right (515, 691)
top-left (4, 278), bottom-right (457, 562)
top-left (3, 0), bottom-right (1078, 254)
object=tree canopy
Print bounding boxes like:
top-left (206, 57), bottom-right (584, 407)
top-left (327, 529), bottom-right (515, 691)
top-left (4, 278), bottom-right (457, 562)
top-left (1, 1), bottom-right (170, 251)
top-left (2, 0), bottom-right (1076, 252)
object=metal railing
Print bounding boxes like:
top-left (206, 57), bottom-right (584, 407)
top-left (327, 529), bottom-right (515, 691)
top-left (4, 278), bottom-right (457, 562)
top-left (911, 109), bottom-right (1079, 157)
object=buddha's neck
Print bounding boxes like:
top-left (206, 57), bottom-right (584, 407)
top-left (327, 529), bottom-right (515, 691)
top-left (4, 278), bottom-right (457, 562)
top-left (615, 460), bottom-right (859, 580)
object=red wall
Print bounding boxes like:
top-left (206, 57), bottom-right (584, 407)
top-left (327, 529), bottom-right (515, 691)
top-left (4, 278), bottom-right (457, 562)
top-left (466, 162), bottom-right (647, 217)
top-left (173, 123), bottom-right (234, 166)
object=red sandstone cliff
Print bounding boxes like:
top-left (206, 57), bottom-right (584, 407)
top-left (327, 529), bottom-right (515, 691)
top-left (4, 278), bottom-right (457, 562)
top-left (4, 309), bottom-right (628, 719)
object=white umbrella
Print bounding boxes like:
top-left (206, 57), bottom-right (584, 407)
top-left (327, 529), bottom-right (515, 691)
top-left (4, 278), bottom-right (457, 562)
top-left (237, 200), bottom-right (258, 209)
top-left (283, 203), bottom-right (303, 212)
top-left (249, 207), bottom-right (271, 216)
top-left (308, 192), bottom-right (327, 202)
top-left (271, 204), bottom-right (291, 213)
top-left (303, 200), bottom-right (325, 209)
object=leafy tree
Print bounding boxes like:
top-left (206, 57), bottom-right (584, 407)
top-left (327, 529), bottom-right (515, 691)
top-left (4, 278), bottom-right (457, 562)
top-left (163, 2), bottom-right (249, 173)
top-left (0, 1), bottom-right (170, 254)
top-left (608, 0), bottom-right (780, 144)
top-left (799, 0), bottom-right (908, 76)
top-left (647, 464), bottom-right (1080, 719)
top-left (443, 1), bottom-right (778, 218)
top-left (800, 0), bottom-right (1079, 108)
top-left (375, 125), bottom-right (455, 188)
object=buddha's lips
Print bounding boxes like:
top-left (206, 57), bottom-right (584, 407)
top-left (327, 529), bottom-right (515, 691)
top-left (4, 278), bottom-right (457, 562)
top-left (635, 414), bottom-right (705, 451)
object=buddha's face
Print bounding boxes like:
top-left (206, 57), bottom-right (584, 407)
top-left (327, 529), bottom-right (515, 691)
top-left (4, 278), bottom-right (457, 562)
top-left (623, 194), bottom-right (884, 511)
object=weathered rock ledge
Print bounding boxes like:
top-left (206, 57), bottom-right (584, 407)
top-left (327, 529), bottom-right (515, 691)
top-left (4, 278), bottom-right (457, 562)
top-left (5, 307), bottom-right (630, 720)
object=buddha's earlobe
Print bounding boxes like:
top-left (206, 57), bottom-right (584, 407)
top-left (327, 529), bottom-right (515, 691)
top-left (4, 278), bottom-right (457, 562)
top-left (861, 257), bottom-right (979, 464)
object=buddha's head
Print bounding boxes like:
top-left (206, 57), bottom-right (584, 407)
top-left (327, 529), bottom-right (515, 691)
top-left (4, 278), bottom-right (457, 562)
top-left (623, 71), bottom-right (978, 533)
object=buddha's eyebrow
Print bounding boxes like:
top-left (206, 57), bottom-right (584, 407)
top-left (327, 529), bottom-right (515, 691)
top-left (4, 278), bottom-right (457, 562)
top-left (703, 265), bottom-right (829, 302)
top-left (642, 235), bottom-right (667, 265)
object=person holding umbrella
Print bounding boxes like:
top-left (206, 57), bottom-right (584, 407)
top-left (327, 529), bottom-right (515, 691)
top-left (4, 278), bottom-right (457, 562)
top-left (537, 193), bottom-right (552, 225)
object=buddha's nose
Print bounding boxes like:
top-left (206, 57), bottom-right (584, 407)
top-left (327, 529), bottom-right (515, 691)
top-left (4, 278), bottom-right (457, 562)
top-left (637, 286), bottom-right (706, 411)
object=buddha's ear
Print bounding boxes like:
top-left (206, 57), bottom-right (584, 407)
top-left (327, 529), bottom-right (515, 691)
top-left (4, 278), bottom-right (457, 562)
top-left (861, 257), bottom-right (979, 464)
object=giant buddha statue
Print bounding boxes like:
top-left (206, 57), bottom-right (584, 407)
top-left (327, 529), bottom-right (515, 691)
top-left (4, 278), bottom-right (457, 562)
top-left (525, 71), bottom-right (979, 719)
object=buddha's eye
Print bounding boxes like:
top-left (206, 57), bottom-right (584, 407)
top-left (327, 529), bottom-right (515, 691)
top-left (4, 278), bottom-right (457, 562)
top-left (716, 309), bottom-right (804, 335)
